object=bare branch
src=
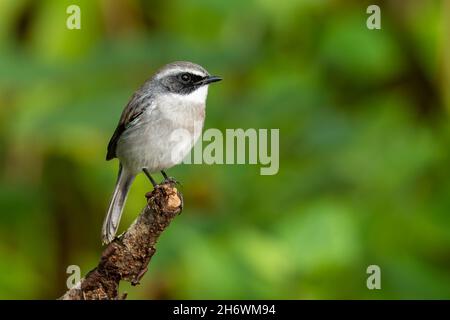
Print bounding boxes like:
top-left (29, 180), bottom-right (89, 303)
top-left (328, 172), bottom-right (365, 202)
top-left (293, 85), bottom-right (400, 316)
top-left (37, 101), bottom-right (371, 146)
top-left (60, 183), bottom-right (183, 300)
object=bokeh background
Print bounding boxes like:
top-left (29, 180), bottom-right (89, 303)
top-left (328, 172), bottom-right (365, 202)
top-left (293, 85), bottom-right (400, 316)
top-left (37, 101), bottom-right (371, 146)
top-left (0, 0), bottom-right (449, 299)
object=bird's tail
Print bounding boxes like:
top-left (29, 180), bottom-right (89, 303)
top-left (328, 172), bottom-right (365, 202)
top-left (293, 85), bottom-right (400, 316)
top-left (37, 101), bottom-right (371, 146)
top-left (102, 164), bottom-right (135, 244)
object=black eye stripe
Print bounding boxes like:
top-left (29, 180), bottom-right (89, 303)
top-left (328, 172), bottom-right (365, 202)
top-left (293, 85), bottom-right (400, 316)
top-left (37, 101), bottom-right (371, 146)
top-left (177, 72), bottom-right (204, 84)
top-left (190, 74), bottom-right (204, 83)
top-left (165, 72), bottom-right (208, 95)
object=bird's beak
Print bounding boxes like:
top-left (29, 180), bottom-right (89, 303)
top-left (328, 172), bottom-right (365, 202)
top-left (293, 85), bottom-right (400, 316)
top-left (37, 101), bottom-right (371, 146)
top-left (198, 75), bottom-right (222, 85)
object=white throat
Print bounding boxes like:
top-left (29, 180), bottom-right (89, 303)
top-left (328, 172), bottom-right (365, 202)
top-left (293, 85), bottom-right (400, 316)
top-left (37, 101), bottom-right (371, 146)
top-left (184, 85), bottom-right (209, 104)
top-left (158, 85), bottom-right (208, 124)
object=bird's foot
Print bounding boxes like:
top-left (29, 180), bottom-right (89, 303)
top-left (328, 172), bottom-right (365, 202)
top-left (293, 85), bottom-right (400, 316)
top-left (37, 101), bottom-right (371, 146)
top-left (160, 170), bottom-right (181, 186)
top-left (162, 176), bottom-right (181, 186)
top-left (144, 180), bottom-right (183, 213)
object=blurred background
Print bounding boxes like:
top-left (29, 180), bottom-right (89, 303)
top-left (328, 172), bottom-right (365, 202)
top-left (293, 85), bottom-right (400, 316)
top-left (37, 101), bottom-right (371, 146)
top-left (0, 0), bottom-right (449, 299)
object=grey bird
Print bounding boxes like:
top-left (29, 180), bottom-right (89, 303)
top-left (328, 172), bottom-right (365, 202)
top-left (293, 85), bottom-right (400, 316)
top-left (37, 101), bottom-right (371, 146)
top-left (102, 61), bottom-right (221, 244)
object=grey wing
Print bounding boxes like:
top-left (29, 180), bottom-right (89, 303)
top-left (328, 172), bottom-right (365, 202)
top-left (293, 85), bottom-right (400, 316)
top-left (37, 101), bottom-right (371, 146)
top-left (106, 92), bottom-right (153, 160)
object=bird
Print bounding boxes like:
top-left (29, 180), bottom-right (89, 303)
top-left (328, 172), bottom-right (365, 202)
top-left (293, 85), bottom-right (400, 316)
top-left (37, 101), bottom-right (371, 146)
top-left (102, 61), bottom-right (221, 244)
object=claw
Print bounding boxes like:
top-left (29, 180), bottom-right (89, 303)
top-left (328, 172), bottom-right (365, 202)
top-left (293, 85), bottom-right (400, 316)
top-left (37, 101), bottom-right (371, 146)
top-left (163, 177), bottom-right (181, 186)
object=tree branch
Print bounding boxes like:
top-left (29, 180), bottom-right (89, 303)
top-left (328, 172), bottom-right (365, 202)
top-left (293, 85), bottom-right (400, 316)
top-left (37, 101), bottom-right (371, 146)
top-left (60, 182), bottom-right (183, 300)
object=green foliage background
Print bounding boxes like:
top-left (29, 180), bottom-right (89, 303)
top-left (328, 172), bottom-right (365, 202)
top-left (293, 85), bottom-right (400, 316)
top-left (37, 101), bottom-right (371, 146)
top-left (0, 0), bottom-right (449, 299)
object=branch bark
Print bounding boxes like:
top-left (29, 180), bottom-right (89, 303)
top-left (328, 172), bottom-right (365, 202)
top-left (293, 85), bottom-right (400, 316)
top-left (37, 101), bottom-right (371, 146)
top-left (60, 182), bottom-right (183, 300)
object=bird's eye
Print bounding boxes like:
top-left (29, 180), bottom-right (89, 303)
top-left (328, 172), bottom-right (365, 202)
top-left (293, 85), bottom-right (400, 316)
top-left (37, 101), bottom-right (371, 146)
top-left (179, 73), bottom-right (191, 83)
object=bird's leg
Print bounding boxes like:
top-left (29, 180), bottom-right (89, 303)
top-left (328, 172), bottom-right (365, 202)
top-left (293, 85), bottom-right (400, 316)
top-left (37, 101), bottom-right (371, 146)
top-left (142, 168), bottom-right (157, 188)
top-left (161, 170), bottom-right (169, 181)
top-left (161, 170), bottom-right (180, 185)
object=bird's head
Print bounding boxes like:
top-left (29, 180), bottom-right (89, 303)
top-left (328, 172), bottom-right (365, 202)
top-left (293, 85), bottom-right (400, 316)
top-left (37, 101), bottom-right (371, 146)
top-left (153, 61), bottom-right (222, 103)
